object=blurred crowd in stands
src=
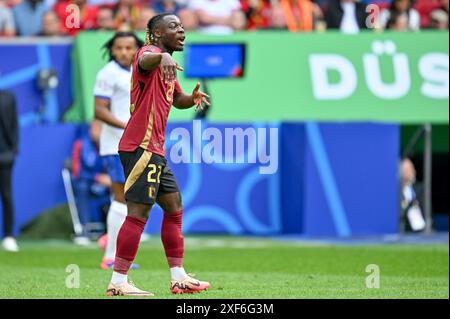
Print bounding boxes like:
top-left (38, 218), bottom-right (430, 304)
top-left (0, 0), bottom-right (448, 37)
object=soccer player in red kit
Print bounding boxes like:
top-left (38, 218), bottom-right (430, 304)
top-left (106, 13), bottom-right (210, 297)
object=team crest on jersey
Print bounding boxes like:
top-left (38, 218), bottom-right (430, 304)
top-left (130, 103), bottom-right (135, 113)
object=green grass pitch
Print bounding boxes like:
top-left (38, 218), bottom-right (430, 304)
top-left (0, 236), bottom-right (448, 299)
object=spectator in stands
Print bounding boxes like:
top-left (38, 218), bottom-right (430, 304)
top-left (87, 0), bottom-right (117, 4)
top-left (0, 0), bottom-right (16, 36)
top-left (52, 0), bottom-right (109, 6)
top-left (152, 0), bottom-right (198, 30)
top-left (385, 10), bottom-right (407, 30)
top-left (133, 7), bottom-right (156, 31)
top-left (71, 119), bottom-right (111, 243)
top-left (240, 0), bottom-right (272, 30)
top-left (378, 0), bottom-right (421, 31)
top-left (177, 6), bottom-right (198, 30)
top-left (0, 90), bottom-right (19, 252)
top-left (6, 0), bottom-right (22, 6)
top-left (54, 0), bottom-right (98, 36)
top-left (0, 91), bottom-right (19, 252)
top-left (270, 3), bottom-right (288, 30)
top-left (400, 158), bottom-right (426, 232)
top-left (113, 0), bottom-right (142, 32)
top-left (97, 6), bottom-right (115, 31)
top-left (154, 0), bottom-right (184, 15)
top-left (12, 0), bottom-right (49, 36)
top-left (429, 8), bottom-right (449, 29)
top-left (314, 0), bottom-right (329, 6)
top-left (440, 0), bottom-right (449, 13)
top-left (413, 0), bottom-right (430, 27)
top-left (39, 10), bottom-right (65, 36)
top-left (279, 0), bottom-right (326, 32)
top-left (188, 0), bottom-right (247, 34)
top-left (324, 0), bottom-right (368, 33)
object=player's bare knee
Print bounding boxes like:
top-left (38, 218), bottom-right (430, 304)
top-left (177, 193), bottom-right (183, 209)
top-left (127, 202), bottom-right (152, 220)
top-left (171, 193), bottom-right (183, 212)
top-left (168, 203), bottom-right (182, 213)
top-left (156, 192), bottom-right (181, 213)
top-left (175, 199), bottom-right (183, 212)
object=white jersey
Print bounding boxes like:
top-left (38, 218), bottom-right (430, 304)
top-left (94, 60), bottom-right (131, 156)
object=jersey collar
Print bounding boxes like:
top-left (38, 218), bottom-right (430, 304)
top-left (113, 59), bottom-right (132, 72)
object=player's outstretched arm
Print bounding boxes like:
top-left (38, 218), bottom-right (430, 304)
top-left (94, 97), bottom-right (127, 129)
top-left (173, 82), bottom-right (210, 111)
top-left (139, 52), bottom-right (183, 83)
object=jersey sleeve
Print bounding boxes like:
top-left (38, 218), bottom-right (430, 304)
top-left (135, 46), bottom-right (160, 75)
top-left (137, 46), bottom-right (152, 59)
top-left (93, 68), bottom-right (114, 100)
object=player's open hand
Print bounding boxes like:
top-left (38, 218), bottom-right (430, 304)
top-left (192, 82), bottom-right (210, 111)
top-left (161, 53), bottom-right (183, 83)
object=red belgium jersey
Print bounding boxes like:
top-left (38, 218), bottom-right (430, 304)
top-left (119, 45), bottom-right (183, 157)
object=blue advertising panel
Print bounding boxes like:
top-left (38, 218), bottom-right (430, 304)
top-left (281, 123), bottom-right (400, 237)
top-left (184, 43), bottom-right (246, 78)
top-left (0, 41), bottom-right (73, 125)
top-left (0, 122), bottom-right (399, 238)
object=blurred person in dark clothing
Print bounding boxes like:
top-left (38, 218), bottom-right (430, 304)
top-left (386, 10), bottom-right (410, 30)
top-left (379, 0), bottom-right (420, 31)
top-left (0, 90), bottom-right (19, 252)
top-left (71, 120), bottom-right (111, 244)
top-left (400, 158), bottom-right (426, 232)
top-left (324, 0), bottom-right (368, 33)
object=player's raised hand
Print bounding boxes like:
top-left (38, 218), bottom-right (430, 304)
top-left (192, 82), bottom-right (210, 111)
top-left (160, 53), bottom-right (184, 83)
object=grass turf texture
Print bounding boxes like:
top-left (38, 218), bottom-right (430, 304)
top-left (0, 236), bottom-right (448, 299)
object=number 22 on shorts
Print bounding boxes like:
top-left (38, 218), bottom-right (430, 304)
top-left (147, 164), bottom-right (161, 199)
top-left (147, 164), bottom-right (162, 183)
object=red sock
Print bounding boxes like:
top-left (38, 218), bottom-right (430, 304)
top-left (114, 215), bottom-right (147, 275)
top-left (161, 210), bottom-right (184, 268)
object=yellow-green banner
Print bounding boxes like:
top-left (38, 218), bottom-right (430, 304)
top-left (65, 30), bottom-right (449, 124)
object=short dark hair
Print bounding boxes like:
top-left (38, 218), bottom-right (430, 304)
top-left (146, 13), bottom-right (176, 38)
top-left (102, 32), bottom-right (144, 61)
